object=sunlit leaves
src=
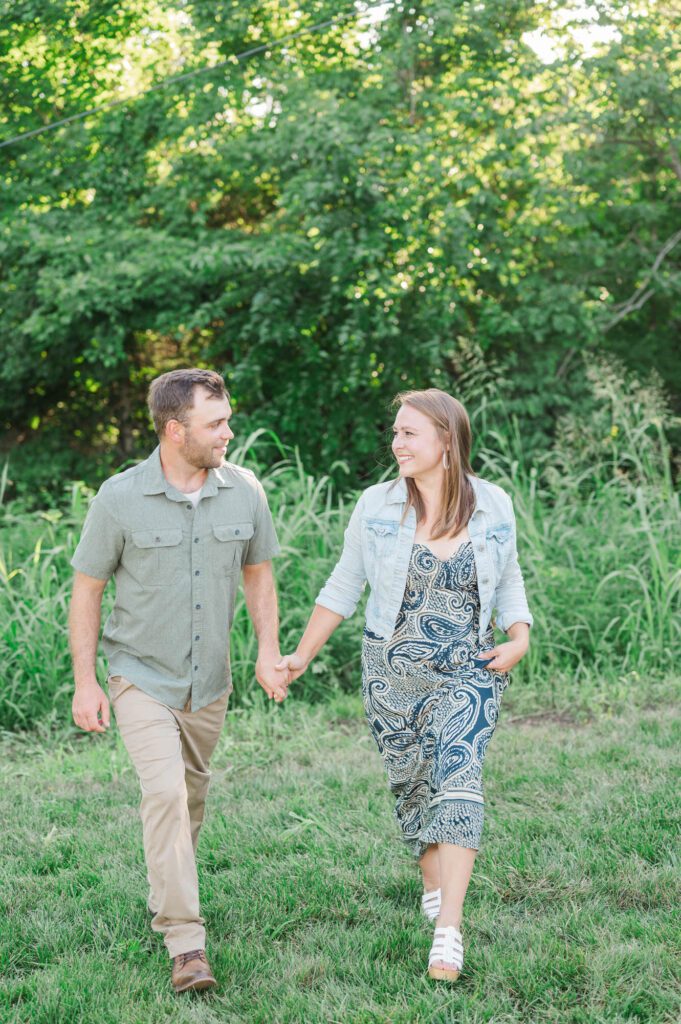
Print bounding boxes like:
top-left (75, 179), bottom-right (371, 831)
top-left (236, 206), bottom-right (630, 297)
top-left (0, 0), bottom-right (678, 493)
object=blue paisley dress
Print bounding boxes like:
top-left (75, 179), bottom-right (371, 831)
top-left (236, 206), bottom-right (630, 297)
top-left (361, 541), bottom-right (508, 858)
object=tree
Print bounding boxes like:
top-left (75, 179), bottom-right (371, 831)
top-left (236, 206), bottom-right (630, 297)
top-left (0, 1), bottom-right (678, 497)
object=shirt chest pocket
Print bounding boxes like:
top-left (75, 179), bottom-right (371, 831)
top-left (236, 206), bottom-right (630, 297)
top-left (129, 528), bottom-right (184, 587)
top-left (485, 521), bottom-right (512, 576)
top-left (363, 517), bottom-right (400, 563)
top-left (211, 522), bottom-right (255, 575)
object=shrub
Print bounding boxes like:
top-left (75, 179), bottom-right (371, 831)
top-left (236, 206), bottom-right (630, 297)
top-left (1, 363), bottom-right (678, 732)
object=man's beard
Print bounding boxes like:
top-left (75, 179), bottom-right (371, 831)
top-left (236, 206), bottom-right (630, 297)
top-left (182, 433), bottom-right (223, 470)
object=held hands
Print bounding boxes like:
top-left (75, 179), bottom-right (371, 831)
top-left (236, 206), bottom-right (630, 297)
top-left (275, 652), bottom-right (310, 685)
top-left (259, 651), bottom-right (310, 703)
top-left (72, 682), bottom-right (110, 733)
top-left (255, 651), bottom-right (290, 703)
top-left (483, 638), bottom-right (528, 674)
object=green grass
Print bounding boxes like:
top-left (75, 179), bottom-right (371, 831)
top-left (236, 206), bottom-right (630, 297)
top-left (1, 693), bottom-right (679, 1023)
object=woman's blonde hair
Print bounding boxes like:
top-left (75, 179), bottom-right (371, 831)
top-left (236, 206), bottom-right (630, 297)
top-left (392, 388), bottom-right (476, 538)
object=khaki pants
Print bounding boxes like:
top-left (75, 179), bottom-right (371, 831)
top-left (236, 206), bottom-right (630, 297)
top-left (109, 676), bottom-right (229, 958)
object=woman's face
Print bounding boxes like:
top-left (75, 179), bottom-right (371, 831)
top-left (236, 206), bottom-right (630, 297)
top-left (391, 404), bottom-right (445, 479)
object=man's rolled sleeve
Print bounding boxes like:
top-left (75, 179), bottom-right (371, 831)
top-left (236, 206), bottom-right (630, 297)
top-left (70, 493), bottom-right (124, 580)
top-left (244, 480), bottom-right (281, 564)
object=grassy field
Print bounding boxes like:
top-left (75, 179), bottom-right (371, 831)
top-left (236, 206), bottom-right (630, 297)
top-left (1, 690), bottom-right (679, 1024)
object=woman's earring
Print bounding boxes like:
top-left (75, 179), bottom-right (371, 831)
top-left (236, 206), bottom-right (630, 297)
top-left (442, 451), bottom-right (449, 469)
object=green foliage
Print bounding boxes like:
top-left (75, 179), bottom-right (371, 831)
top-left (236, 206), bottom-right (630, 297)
top-left (0, 1), bottom-right (679, 495)
top-left (476, 361), bottom-right (681, 702)
top-left (1, 363), bottom-right (678, 733)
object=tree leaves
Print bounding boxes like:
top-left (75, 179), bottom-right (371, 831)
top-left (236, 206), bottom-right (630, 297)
top-left (0, 0), bottom-right (678, 494)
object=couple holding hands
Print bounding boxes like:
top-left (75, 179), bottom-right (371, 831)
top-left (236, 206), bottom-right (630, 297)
top-left (70, 369), bottom-right (532, 993)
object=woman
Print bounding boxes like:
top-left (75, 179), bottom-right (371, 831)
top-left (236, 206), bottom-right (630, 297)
top-left (278, 389), bottom-right (532, 982)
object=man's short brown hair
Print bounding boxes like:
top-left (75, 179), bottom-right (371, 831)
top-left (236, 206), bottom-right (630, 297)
top-left (147, 369), bottom-right (229, 437)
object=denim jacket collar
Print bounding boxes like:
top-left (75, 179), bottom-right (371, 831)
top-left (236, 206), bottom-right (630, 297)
top-left (385, 474), bottom-right (489, 515)
top-left (316, 472), bottom-right (531, 639)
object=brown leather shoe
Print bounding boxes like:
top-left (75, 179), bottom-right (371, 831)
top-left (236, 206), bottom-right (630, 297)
top-left (171, 949), bottom-right (217, 993)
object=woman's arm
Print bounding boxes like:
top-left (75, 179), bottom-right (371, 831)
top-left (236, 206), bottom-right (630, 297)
top-left (314, 491), bottom-right (367, 617)
top-left (485, 620), bottom-right (530, 673)
top-left (485, 495), bottom-right (532, 673)
top-left (277, 605), bottom-right (344, 681)
top-left (493, 497), bottom-right (533, 634)
top-left (278, 492), bottom-right (367, 683)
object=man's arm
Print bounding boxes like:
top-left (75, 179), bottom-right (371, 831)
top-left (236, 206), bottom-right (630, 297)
top-left (69, 571), bottom-right (110, 733)
top-left (241, 560), bottom-right (288, 702)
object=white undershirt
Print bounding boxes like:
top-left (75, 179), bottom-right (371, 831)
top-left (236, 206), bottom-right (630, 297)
top-left (181, 487), bottom-right (202, 508)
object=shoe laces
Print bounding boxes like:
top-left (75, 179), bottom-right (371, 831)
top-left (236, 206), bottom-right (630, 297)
top-left (176, 949), bottom-right (207, 967)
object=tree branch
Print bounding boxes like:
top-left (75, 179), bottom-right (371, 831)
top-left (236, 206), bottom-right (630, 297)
top-left (603, 227), bottom-right (681, 332)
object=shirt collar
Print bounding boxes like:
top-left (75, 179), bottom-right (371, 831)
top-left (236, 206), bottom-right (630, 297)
top-left (142, 446), bottom-right (235, 498)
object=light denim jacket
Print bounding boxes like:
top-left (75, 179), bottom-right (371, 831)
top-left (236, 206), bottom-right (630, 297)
top-left (316, 475), bottom-right (533, 642)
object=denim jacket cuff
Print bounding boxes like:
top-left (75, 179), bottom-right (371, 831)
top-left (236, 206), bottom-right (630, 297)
top-left (315, 594), bottom-right (356, 619)
top-left (496, 610), bottom-right (533, 633)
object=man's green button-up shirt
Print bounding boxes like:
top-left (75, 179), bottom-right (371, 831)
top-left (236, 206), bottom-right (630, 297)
top-left (71, 447), bottom-right (280, 711)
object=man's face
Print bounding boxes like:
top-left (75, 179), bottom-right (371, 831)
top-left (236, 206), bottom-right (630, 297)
top-left (179, 388), bottom-right (234, 470)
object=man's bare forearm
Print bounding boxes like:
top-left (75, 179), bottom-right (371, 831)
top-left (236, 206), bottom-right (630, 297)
top-left (241, 561), bottom-right (280, 654)
top-left (69, 572), bottom-right (107, 688)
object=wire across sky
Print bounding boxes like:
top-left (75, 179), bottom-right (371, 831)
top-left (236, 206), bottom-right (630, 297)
top-left (0, 0), bottom-right (395, 151)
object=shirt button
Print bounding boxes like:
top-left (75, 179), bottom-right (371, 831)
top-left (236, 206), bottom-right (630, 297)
top-left (194, 570), bottom-right (200, 576)
top-left (195, 603), bottom-right (201, 610)
top-left (482, 576), bottom-right (489, 584)
top-left (194, 537), bottom-right (199, 543)
top-left (195, 634), bottom-right (200, 641)
top-left (477, 545), bottom-right (484, 553)
top-left (194, 665), bottom-right (198, 671)
top-left (155, 536), bottom-right (161, 543)
top-left (235, 529), bottom-right (240, 535)
top-left (186, 504), bottom-right (192, 510)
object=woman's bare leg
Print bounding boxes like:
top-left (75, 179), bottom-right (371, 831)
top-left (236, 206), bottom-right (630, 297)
top-left (430, 843), bottom-right (476, 968)
top-left (419, 843), bottom-right (440, 893)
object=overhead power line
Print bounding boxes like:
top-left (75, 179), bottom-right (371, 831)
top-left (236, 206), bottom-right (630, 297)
top-left (0, 1), bottom-right (394, 151)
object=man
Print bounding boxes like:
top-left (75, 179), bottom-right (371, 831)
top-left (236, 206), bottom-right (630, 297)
top-left (69, 369), bottom-right (288, 993)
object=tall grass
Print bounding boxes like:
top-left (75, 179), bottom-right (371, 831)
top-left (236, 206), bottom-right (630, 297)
top-left (0, 485), bottom-right (99, 733)
top-left (1, 361), bottom-right (678, 732)
top-left (475, 358), bottom-right (681, 706)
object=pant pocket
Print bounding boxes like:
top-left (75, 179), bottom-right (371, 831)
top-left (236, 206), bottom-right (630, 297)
top-left (108, 674), bottom-right (135, 703)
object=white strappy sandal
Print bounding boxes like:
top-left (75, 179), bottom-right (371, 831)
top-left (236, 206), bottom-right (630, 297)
top-left (420, 888), bottom-right (441, 922)
top-left (428, 925), bottom-right (464, 982)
